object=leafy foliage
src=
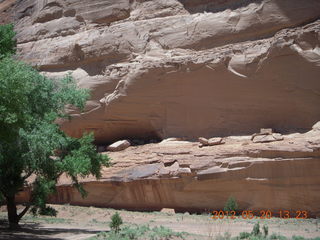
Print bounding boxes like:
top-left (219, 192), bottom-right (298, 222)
top-left (252, 223), bottom-right (260, 236)
top-left (148, 225), bottom-right (184, 240)
top-left (119, 225), bottom-right (150, 240)
top-left (0, 25), bottom-right (110, 226)
top-left (109, 212), bottom-right (123, 233)
top-left (224, 196), bottom-right (238, 212)
top-left (240, 232), bottom-right (251, 239)
top-left (269, 234), bottom-right (287, 240)
top-left (90, 224), bottom-right (186, 240)
top-left (0, 58), bottom-right (88, 137)
top-left (232, 224), bottom-right (292, 240)
top-left (209, 230), bottom-right (320, 240)
top-left (263, 225), bottom-right (269, 237)
top-left (38, 206), bottom-right (58, 217)
top-left (0, 24), bottom-right (16, 57)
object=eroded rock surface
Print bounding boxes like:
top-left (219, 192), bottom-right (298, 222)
top-left (16, 124), bottom-right (320, 216)
top-left (11, 0), bottom-right (320, 216)
top-left (0, 0), bottom-right (15, 24)
top-left (13, 0), bottom-right (320, 143)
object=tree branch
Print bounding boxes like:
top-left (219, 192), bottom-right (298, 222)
top-left (17, 204), bottom-right (30, 221)
top-left (22, 171), bottom-right (34, 181)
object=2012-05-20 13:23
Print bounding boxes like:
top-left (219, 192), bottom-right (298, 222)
top-left (211, 210), bottom-right (308, 219)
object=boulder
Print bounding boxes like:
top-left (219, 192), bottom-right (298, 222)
top-left (208, 137), bottom-right (224, 145)
top-left (199, 137), bottom-right (224, 147)
top-left (198, 137), bottom-right (209, 145)
top-left (160, 208), bottom-right (175, 215)
top-left (160, 138), bottom-right (183, 143)
top-left (260, 128), bottom-right (273, 134)
top-left (312, 121), bottom-right (320, 131)
top-left (159, 138), bottom-right (190, 146)
top-left (177, 167), bottom-right (192, 176)
top-left (251, 128), bottom-right (284, 143)
top-left (252, 133), bottom-right (284, 143)
top-left (107, 140), bottom-right (131, 152)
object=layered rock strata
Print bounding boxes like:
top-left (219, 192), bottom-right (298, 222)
top-left (0, 0), bottom-right (15, 24)
top-left (10, 0), bottom-right (320, 216)
top-left (13, 0), bottom-right (320, 143)
top-left (17, 125), bottom-right (320, 216)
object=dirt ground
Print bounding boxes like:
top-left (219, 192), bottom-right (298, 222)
top-left (0, 204), bottom-right (319, 240)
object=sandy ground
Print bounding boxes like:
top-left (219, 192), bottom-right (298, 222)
top-left (0, 204), bottom-right (319, 240)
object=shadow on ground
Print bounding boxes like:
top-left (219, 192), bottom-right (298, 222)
top-left (0, 220), bottom-right (100, 240)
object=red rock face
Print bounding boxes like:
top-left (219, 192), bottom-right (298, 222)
top-left (16, 126), bottom-right (320, 216)
top-left (12, 0), bottom-right (320, 215)
top-left (13, 0), bottom-right (320, 143)
top-left (0, 0), bottom-right (15, 25)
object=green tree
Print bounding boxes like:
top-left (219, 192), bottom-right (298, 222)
top-left (109, 212), bottom-right (123, 233)
top-left (224, 196), bottom-right (238, 212)
top-left (0, 25), bottom-right (110, 228)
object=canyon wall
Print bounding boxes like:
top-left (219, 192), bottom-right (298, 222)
top-left (16, 125), bottom-right (320, 216)
top-left (13, 0), bottom-right (320, 143)
top-left (0, 0), bottom-right (15, 24)
top-left (10, 0), bottom-right (320, 216)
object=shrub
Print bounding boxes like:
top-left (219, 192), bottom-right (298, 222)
top-left (39, 206), bottom-right (58, 217)
top-left (224, 196), bottom-right (238, 212)
top-left (149, 225), bottom-right (174, 240)
top-left (269, 233), bottom-right (278, 240)
top-left (90, 224), bottom-right (186, 240)
top-left (120, 225), bottom-right (150, 240)
top-left (109, 212), bottom-right (123, 233)
top-left (292, 236), bottom-right (305, 240)
top-left (249, 236), bottom-right (264, 240)
top-left (239, 232), bottom-right (251, 239)
top-left (215, 232), bottom-right (231, 240)
top-left (262, 225), bottom-right (268, 237)
top-left (0, 24), bottom-right (16, 57)
top-left (269, 233), bottom-right (287, 240)
top-left (252, 223), bottom-right (260, 236)
top-left (123, 227), bottom-right (137, 239)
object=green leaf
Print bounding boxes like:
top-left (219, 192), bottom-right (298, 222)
top-left (0, 27), bottom-right (110, 224)
top-left (0, 24), bottom-right (16, 58)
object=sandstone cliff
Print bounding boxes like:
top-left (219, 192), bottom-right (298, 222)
top-left (16, 123), bottom-right (320, 216)
top-left (14, 0), bottom-right (320, 143)
top-left (10, 0), bottom-right (320, 216)
top-left (0, 0), bottom-right (15, 24)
